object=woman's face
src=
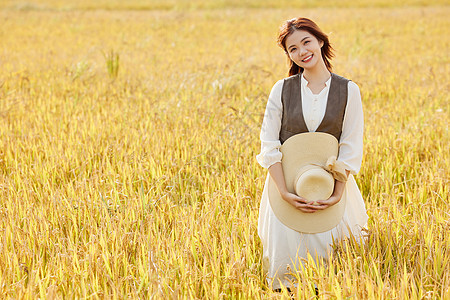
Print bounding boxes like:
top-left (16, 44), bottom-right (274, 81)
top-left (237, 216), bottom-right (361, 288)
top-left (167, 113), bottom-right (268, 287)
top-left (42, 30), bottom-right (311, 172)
top-left (285, 29), bottom-right (324, 71)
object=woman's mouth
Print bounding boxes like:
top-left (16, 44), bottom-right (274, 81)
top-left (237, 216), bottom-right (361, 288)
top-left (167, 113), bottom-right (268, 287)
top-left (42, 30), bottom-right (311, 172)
top-left (302, 54), bottom-right (313, 63)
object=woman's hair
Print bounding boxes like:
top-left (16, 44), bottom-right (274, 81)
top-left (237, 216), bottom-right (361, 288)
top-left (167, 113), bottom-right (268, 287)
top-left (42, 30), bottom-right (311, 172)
top-left (277, 17), bottom-right (334, 76)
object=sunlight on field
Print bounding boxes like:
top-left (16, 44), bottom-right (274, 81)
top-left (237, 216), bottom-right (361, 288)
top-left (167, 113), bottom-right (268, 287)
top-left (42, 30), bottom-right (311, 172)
top-left (0, 0), bottom-right (448, 10)
top-left (0, 1), bottom-right (449, 298)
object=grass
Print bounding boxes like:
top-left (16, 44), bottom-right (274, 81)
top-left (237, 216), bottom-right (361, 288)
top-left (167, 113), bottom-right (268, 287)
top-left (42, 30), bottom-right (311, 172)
top-left (0, 1), bottom-right (449, 299)
top-left (103, 50), bottom-right (120, 80)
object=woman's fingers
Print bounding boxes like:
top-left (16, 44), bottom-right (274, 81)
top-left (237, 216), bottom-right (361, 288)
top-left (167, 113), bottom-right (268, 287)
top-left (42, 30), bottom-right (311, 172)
top-left (298, 207), bottom-right (319, 213)
top-left (315, 196), bottom-right (340, 209)
top-left (292, 197), bottom-right (321, 213)
top-left (283, 192), bottom-right (335, 213)
top-left (289, 194), bottom-right (308, 204)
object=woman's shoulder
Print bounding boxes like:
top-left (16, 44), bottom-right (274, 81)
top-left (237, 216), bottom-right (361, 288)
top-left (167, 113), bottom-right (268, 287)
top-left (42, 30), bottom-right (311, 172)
top-left (281, 73), bottom-right (300, 83)
top-left (269, 78), bottom-right (285, 93)
top-left (270, 74), bottom-right (300, 92)
top-left (331, 72), bottom-right (352, 83)
top-left (332, 73), bottom-right (360, 93)
top-left (347, 80), bottom-right (361, 95)
top-left (264, 79), bottom-right (284, 107)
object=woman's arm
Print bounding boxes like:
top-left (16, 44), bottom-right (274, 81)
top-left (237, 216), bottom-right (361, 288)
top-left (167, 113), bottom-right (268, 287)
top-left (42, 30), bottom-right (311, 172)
top-left (316, 81), bottom-right (364, 208)
top-left (336, 81), bottom-right (364, 174)
top-left (256, 80), bottom-right (284, 169)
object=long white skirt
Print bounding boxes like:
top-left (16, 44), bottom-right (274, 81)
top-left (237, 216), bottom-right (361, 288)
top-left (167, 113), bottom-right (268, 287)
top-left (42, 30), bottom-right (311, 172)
top-left (258, 174), bottom-right (369, 289)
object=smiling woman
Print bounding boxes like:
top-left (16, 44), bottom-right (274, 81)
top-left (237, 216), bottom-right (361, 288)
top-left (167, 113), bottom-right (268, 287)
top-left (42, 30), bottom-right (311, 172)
top-left (278, 18), bottom-right (335, 78)
top-left (256, 17), bottom-right (369, 292)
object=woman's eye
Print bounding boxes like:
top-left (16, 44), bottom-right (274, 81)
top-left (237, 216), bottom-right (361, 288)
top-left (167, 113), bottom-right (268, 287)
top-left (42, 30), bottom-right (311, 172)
top-left (304, 41), bottom-right (309, 44)
top-left (290, 48), bottom-right (296, 52)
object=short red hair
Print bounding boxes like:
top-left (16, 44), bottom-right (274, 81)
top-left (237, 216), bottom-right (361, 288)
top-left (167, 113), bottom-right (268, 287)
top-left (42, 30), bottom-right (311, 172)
top-left (277, 17), bottom-right (335, 76)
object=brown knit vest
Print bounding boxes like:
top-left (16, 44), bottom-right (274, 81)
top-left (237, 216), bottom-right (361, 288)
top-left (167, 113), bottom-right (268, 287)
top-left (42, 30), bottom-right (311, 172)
top-left (279, 73), bottom-right (350, 144)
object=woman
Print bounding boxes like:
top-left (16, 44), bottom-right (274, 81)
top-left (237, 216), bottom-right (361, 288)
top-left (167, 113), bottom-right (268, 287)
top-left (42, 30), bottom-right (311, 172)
top-left (256, 17), bottom-right (369, 291)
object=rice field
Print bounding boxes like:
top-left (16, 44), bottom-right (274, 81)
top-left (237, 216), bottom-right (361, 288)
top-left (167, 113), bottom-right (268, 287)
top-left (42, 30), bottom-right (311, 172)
top-left (0, 0), bottom-right (449, 298)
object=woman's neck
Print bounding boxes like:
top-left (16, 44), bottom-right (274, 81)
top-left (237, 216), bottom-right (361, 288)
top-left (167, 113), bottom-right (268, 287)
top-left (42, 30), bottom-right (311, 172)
top-left (302, 62), bottom-right (331, 84)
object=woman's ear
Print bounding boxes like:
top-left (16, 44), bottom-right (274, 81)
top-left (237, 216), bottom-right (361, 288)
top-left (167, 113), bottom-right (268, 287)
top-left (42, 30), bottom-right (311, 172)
top-left (319, 40), bottom-right (324, 48)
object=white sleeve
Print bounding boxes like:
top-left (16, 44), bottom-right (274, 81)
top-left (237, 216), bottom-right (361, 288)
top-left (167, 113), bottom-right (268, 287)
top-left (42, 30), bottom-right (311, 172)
top-left (256, 79), bottom-right (284, 169)
top-left (338, 81), bottom-right (364, 175)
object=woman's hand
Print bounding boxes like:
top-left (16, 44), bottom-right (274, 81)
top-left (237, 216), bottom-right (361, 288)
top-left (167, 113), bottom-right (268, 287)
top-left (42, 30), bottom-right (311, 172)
top-left (314, 194), bottom-right (342, 210)
top-left (280, 191), bottom-right (321, 213)
top-left (269, 162), bottom-right (320, 213)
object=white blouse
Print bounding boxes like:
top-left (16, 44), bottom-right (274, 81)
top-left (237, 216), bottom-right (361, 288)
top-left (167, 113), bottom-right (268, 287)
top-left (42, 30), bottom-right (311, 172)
top-left (256, 73), bottom-right (364, 175)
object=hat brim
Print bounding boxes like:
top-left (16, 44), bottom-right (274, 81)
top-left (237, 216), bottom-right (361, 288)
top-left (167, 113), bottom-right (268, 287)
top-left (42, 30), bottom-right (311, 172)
top-left (268, 132), bottom-right (346, 233)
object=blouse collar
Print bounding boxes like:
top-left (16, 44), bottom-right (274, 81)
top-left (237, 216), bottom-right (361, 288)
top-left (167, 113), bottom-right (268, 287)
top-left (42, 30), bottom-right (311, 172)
top-left (301, 73), bottom-right (332, 88)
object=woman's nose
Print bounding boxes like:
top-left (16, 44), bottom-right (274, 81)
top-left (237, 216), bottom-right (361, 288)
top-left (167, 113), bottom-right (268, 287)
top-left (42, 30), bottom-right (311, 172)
top-left (299, 46), bottom-right (307, 56)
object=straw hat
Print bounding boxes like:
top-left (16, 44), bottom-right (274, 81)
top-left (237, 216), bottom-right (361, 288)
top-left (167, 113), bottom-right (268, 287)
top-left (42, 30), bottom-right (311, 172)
top-left (268, 132), bottom-right (348, 233)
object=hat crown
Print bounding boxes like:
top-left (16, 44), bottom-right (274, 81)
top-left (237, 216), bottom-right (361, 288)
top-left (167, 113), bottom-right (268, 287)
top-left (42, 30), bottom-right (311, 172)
top-left (294, 166), bottom-right (334, 203)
